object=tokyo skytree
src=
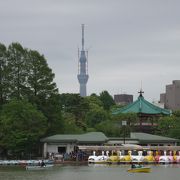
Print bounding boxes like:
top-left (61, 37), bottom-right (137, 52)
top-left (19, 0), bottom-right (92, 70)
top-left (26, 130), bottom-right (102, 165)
top-left (77, 24), bottom-right (89, 97)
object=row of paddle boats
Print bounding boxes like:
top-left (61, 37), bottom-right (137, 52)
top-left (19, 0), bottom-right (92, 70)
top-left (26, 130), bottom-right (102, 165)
top-left (0, 159), bottom-right (54, 166)
top-left (88, 150), bottom-right (180, 164)
top-left (26, 164), bottom-right (54, 170)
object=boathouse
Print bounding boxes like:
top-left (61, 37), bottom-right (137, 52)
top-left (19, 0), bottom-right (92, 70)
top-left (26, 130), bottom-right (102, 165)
top-left (41, 132), bottom-right (179, 158)
top-left (41, 132), bottom-right (108, 158)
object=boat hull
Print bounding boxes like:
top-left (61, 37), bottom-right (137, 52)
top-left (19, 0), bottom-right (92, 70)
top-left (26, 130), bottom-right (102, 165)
top-left (26, 164), bottom-right (54, 170)
top-left (127, 167), bottom-right (151, 173)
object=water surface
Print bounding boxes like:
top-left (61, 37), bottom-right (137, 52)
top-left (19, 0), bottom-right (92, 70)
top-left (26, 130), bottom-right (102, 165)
top-left (0, 164), bottom-right (179, 180)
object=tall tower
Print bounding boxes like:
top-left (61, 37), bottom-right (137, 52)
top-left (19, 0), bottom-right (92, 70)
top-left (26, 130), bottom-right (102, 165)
top-left (77, 24), bottom-right (89, 97)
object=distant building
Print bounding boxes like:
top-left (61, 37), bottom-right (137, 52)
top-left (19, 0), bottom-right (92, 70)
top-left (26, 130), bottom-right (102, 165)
top-left (160, 80), bottom-right (180, 111)
top-left (77, 24), bottom-right (89, 97)
top-left (152, 101), bottom-right (164, 109)
top-left (160, 93), bottom-right (166, 104)
top-left (114, 94), bottom-right (133, 105)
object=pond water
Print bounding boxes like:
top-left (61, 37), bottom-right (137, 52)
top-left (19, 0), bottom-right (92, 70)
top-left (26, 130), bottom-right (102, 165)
top-left (0, 164), bottom-right (180, 180)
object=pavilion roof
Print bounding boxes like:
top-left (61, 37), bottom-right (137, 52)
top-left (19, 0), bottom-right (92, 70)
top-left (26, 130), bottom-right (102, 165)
top-left (112, 95), bottom-right (171, 115)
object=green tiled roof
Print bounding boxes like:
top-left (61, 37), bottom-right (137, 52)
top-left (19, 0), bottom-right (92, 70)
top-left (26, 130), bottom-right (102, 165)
top-left (41, 132), bottom-right (108, 143)
top-left (41, 132), bottom-right (179, 144)
top-left (130, 132), bottom-right (178, 143)
top-left (112, 95), bottom-right (171, 115)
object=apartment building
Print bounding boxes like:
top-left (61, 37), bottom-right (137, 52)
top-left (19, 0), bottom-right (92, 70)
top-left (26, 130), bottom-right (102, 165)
top-left (160, 80), bottom-right (180, 111)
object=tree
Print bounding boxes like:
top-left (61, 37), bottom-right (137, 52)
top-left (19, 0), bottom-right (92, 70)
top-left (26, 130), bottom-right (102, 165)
top-left (112, 113), bottom-right (138, 126)
top-left (0, 43), bottom-right (59, 105)
top-left (0, 43), bottom-right (63, 138)
top-left (86, 107), bottom-right (108, 127)
top-left (99, 90), bottom-right (115, 111)
top-left (7, 43), bottom-right (27, 99)
top-left (26, 50), bottom-right (58, 101)
top-left (25, 50), bottom-right (61, 135)
top-left (85, 94), bottom-right (103, 109)
top-left (0, 43), bottom-right (10, 106)
top-left (110, 112), bottom-right (138, 138)
top-left (95, 120), bottom-right (121, 137)
top-left (85, 94), bottom-right (108, 128)
top-left (170, 111), bottom-right (180, 139)
top-left (156, 116), bottom-right (174, 136)
top-left (39, 94), bottom-right (64, 136)
top-left (62, 112), bottom-right (84, 134)
top-left (172, 110), bottom-right (180, 117)
top-left (0, 99), bottom-right (47, 158)
top-left (60, 93), bottom-right (89, 130)
top-left (156, 114), bottom-right (180, 139)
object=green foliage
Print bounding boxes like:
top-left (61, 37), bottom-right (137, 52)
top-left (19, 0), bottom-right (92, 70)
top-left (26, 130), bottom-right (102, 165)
top-left (169, 127), bottom-right (180, 140)
top-left (112, 112), bottom-right (138, 126)
top-left (60, 93), bottom-right (89, 130)
top-left (109, 112), bottom-right (138, 137)
top-left (7, 43), bottom-right (27, 99)
top-left (110, 104), bottom-right (125, 112)
top-left (86, 127), bottom-right (97, 132)
top-left (39, 94), bottom-right (64, 136)
top-left (85, 94), bottom-right (108, 127)
top-left (156, 114), bottom-right (180, 139)
top-left (156, 116), bottom-right (173, 135)
top-left (95, 120), bottom-right (121, 137)
top-left (0, 42), bottom-right (63, 158)
top-left (156, 115), bottom-right (180, 139)
top-left (0, 42), bottom-right (58, 102)
top-left (0, 42), bottom-right (62, 136)
top-left (86, 94), bottom-right (103, 107)
top-left (172, 110), bottom-right (180, 117)
top-left (0, 43), bottom-right (10, 106)
top-left (62, 112), bottom-right (84, 134)
top-left (26, 50), bottom-right (58, 100)
top-left (99, 90), bottom-right (115, 111)
top-left (0, 99), bottom-right (47, 158)
top-left (25, 50), bottom-right (61, 136)
top-left (86, 108), bottom-right (108, 127)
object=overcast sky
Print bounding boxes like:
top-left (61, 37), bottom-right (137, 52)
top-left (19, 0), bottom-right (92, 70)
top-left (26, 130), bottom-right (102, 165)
top-left (0, 0), bottom-right (180, 101)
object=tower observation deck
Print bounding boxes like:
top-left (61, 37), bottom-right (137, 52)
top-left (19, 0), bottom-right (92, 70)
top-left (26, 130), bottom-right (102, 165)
top-left (77, 24), bottom-right (89, 97)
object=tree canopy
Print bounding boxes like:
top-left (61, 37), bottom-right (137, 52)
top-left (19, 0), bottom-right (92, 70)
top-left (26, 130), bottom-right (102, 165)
top-left (0, 42), bottom-right (63, 158)
top-left (0, 99), bottom-right (47, 158)
top-left (99, 90), bottom-right (115, 111)
top-left (156, 111), bottom-right (180, 139)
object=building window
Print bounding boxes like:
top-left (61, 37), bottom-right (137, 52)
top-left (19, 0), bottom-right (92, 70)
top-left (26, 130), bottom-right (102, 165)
top-left (58, 147), bottom-right (66, 153)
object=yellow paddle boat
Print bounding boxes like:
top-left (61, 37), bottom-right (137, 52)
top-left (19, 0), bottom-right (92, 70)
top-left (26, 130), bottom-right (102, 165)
top-left (127, 165), bottom-right (151, 173)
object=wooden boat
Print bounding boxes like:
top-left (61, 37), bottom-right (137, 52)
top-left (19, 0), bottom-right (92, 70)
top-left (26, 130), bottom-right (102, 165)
top-left (26, 164), bottom-right (54, 170)
top-left (127, 166), bottom-right (151, 173)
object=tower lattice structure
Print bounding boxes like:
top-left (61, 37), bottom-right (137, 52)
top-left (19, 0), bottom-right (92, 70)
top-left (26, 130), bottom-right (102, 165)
top-left (77, 24), bottom-right (89, 97)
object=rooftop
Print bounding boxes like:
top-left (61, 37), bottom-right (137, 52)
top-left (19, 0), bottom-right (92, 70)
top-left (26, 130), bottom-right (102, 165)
top-left (112, 94), bottom-right (171, 115)
top-left (130, 132), bottom-right (178, 143)
top-left (41, 132), bottom-right (108, 143)
top-left (41, 132), bottom-right (179, 144)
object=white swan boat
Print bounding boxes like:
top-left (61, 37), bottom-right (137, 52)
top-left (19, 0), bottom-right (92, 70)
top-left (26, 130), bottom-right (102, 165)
top-left (88, 151), bottom-right (109, 164)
